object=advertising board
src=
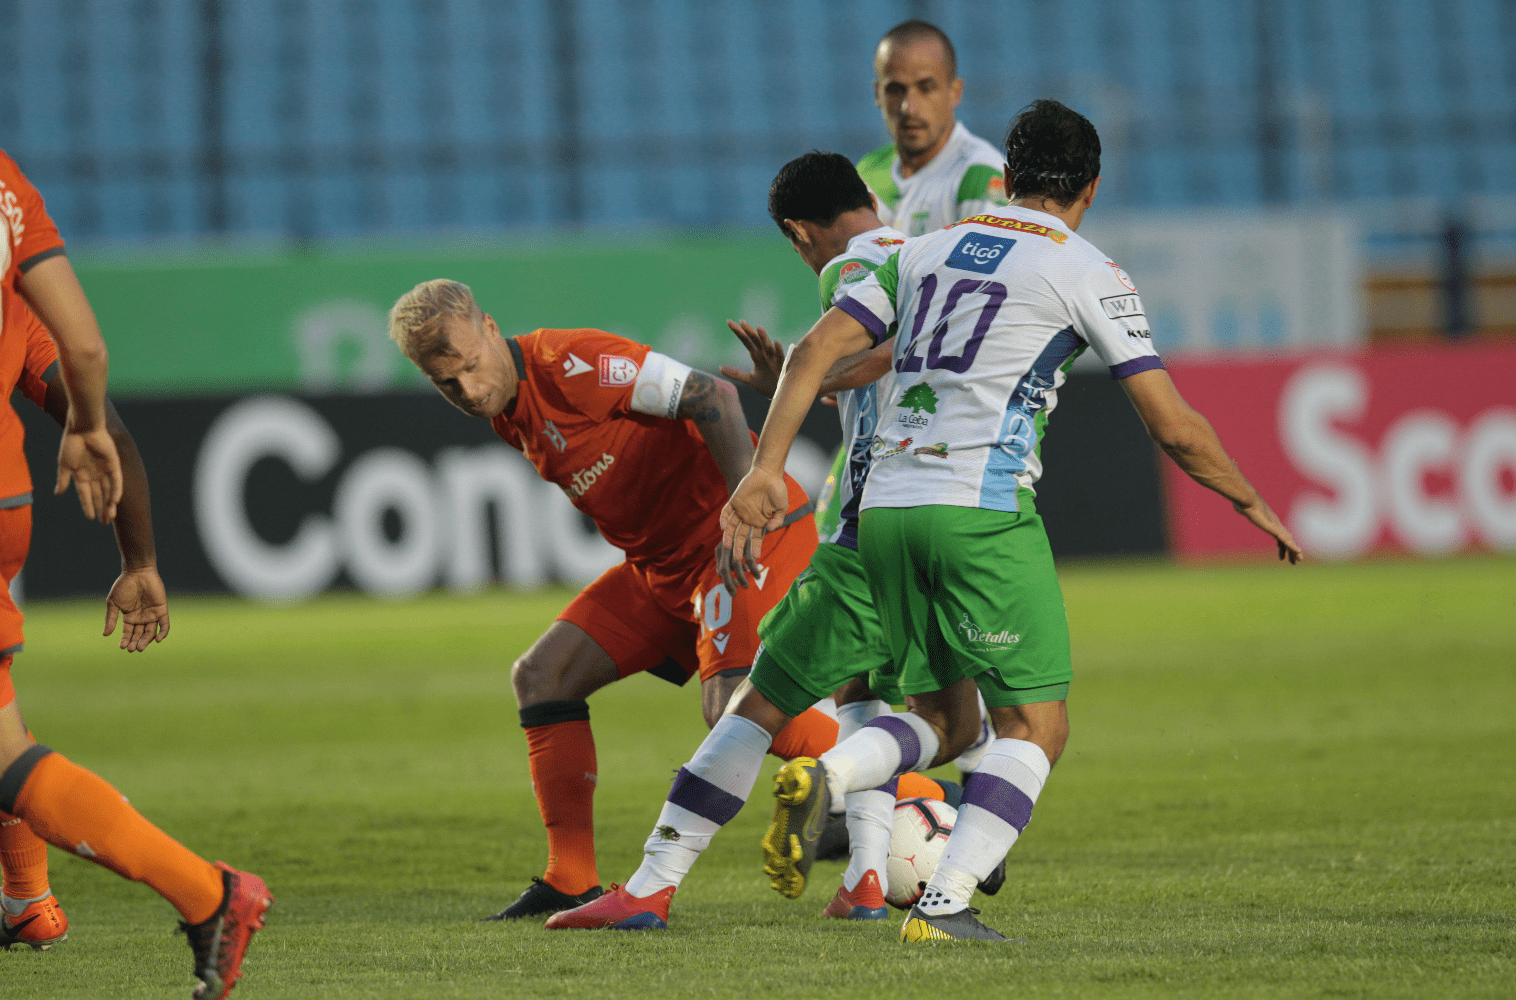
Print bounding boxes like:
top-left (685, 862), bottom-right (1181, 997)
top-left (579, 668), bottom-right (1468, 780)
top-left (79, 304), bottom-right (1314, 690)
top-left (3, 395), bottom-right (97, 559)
top-left (1164, 346), bottom-right (1516, 560)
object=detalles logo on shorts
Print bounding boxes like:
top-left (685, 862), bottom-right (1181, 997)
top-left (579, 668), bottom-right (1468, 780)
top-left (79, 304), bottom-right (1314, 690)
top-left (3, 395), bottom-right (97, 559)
top-left (958, 612), bottom-right (1020, 648)
top-left (564, 452), bottom-right (615, 499)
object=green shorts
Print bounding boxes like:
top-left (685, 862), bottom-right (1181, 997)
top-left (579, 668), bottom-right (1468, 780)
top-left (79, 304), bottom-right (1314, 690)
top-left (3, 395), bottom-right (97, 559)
top-left (857, 498), bottom-right (1071, 708)
top-left (749, 541), bottom-right (902, 718)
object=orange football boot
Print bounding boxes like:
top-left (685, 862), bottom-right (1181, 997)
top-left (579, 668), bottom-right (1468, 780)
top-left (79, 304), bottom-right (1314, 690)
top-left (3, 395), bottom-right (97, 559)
top-left (0, 893), bottom-right (68, 950)
top-left (545, 883), bottom-right (675, 930)
top-left (820, 869), bottom-right (888, 920)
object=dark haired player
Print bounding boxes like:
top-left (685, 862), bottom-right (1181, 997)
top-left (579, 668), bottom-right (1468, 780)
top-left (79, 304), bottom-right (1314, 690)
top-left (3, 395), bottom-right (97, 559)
top-left (858, 19), bottom-right (1008, 236)
top-left (726, 100), bottom-right (1302, 941)
top-left (549, 151), bottom-right (965, 931)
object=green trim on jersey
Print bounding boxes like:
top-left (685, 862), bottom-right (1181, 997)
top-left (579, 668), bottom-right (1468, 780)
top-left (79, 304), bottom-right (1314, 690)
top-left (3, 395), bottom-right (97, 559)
top-left (819, 256), bottom-right (885, 314)
top-left (871, 251), bottom-right (901, 320)
top-left (814, 437), bottom-right (848, 540)
top-left (956, 163), bottom-right (1006, 209)
top-left (857, 145), bottom-right (901, 209)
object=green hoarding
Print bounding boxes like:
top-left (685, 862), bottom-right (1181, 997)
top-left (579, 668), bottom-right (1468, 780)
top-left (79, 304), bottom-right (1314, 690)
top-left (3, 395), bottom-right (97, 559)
top-left (70, 232), bottom-right (823, 398)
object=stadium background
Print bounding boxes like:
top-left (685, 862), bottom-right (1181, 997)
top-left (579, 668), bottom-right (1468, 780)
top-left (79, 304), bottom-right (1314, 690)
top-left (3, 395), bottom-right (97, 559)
top-left (3, 0), bottom-right (1514, 599)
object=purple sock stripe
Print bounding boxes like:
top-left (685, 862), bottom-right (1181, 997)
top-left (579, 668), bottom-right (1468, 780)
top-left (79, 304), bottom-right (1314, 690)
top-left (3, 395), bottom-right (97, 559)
top-left (667, 767), bottom-right (745, 827)
top-left (865, 715), bottom-right (921, 774)
top-left (962, 771), bottom-right (1035, 832)
top-left (877, 777), bottom-right (899, 797)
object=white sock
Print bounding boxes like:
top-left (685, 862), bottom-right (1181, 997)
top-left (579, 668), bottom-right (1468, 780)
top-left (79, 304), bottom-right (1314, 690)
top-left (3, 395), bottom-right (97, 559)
top-left (841, 780), bottom-right (895, 895)
top-left (819, 712), bottom-right (939, 806)
top-left (624, 714), bottom-right (772, 896)
top-left (917, 738), bottom-right (1050, 915)
top-left (1, 892), bottom-right (49, 916)
top-left (835, 699), bottom-right (890, 741)
top-left (952, 690), bottom-right (993, 772)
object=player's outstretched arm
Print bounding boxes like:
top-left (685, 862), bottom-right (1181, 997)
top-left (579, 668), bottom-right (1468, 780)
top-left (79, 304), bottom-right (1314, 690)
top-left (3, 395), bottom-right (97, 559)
top-left (677, 370), bottom-right (755, 498)
top-left (1120, 368), bottom-right (1302, 563)
top-left (720, 307), bottom-right (876, 581)
top-left (721, 319), bottom-right (893, 403)
top-left (41, 380), bottom-right (169, 650)
top-left (19, 254), bottom-right (122, 523)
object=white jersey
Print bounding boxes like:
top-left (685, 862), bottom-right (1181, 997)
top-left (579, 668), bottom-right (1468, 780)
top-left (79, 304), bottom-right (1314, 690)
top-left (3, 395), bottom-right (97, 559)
top-left (856, 122), bottom-right (1008, 237)
top-left (812, 225), bottom-right (908, 549)
top-left (836, 206), bottom-right (1164, 514)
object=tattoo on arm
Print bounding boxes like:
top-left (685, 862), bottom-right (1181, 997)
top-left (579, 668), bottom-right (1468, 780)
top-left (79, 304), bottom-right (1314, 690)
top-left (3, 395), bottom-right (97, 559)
top-left (676, 370), bottom-right (725, 425)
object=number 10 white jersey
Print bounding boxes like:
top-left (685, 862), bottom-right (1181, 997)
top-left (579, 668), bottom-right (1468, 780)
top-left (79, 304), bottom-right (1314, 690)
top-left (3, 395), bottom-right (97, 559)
top-left (835, 205), bottom-right (1165, 514)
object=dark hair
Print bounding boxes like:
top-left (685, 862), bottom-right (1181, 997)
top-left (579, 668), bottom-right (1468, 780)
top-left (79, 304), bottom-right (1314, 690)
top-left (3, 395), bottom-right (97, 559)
top-left (878, 19), bottom-right (957, 78)
top-left (768, 151), bottom-right (874, 236)
top-left (1004, 99), bottom-right (1101, 208)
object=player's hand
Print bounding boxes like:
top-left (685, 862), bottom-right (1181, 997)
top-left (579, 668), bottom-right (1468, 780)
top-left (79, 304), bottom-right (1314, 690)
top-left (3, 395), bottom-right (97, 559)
top-left (819, 393), bottom-right (838, 408)
top-left (1233, 496), bottom-right (1303, 564)
top-left (719, 468), bottom-right (789, 588)
top-left (56, 427), bottom-right (123, 524)
top-left (719, 320), bottom-right (786, 400)
top-left (104, 566), bottom-right (171, 651)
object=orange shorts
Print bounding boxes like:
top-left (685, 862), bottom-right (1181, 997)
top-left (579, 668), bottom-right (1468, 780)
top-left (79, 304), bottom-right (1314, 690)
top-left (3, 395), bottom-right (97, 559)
top-left (558, 514), bottom-right (818, 686)
top-left (0, 505), bottom-right (30, 707)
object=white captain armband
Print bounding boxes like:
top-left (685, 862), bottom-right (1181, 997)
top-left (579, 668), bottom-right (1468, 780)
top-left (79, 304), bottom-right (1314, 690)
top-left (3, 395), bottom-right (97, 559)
top-left (629, 351), bottom-right (694, 419)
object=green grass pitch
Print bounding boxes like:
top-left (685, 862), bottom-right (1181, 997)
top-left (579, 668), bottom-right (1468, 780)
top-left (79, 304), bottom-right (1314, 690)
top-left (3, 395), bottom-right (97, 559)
top-left (3, 557), bottom-right (1512, 999)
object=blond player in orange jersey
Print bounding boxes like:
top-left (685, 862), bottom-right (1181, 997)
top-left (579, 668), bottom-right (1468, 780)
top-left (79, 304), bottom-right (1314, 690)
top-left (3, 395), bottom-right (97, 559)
top-left (0, 150), bottom-right (270, 999)
top-left (388, 278), bottom-right (846, 919)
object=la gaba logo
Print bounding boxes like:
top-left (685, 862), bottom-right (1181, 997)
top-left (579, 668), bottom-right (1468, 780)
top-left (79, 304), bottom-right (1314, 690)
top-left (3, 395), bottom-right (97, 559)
top-left (599, 355), bottom-right (639, 387)
top-left (947, 232), bottom-right (1015, 274)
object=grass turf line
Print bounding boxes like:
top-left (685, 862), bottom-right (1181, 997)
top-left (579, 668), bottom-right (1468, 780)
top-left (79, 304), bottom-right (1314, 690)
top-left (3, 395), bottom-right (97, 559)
top-left (1, 558), bottom-right (1511, 998)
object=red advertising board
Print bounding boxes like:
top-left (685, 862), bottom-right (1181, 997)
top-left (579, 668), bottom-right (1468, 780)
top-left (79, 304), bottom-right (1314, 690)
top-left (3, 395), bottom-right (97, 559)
top-left (1163, 345), bottom-right (1516, 560)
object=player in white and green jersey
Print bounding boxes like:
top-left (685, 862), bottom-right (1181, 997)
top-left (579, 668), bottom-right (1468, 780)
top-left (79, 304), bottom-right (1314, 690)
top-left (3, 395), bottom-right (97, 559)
top-left (857, 20), bottom-right (1009, 236)
top-left (728, 100), bottom-right (1302, 943)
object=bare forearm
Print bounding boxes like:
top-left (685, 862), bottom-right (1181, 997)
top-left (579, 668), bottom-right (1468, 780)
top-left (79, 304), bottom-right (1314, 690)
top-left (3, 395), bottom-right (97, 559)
top-left (19, 256), bottom-right (111, 431)
top-left (818, 341), bottom-right (893, 396)
top-left (679, 371), bottom-right (755, 495)
top-left (1155, 410), bottom-right (1260, 507)
top-left (108, 415), bottom-right (157, 570)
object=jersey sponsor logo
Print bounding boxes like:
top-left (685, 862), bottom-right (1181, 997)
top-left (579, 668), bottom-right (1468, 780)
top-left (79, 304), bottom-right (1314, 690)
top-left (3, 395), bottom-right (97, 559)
top-left (599, 355), bottom-right (639, 386)
top-left (955, 214), bottom-right (1068, 244)
top-left (870, 435), bottom-right (913, 459)
top-left (957, 612), bottom-right (1021, 648)
top-left (1100, 294), bottom-right (1145, 320)
top-left (0, 182), bottom-right (25, 246)
top-left (1108, 262), bottom-right (1137, 291)
top-left (565, 452), bottom-right (615, 499)
top-left (909, 212), bottom-right (931, 236)
top-left (562, 353), bottom-right (594, 377)
top-left (913, 442), bottom-right (949, 458)
top-left (871, 236), bottom-right (905, 247)
top-left (986, 174), bottom-right (1007, 202)
top-left (946, 232), bottom-right (1016, 273)
top-left (900, 384), bottom-right (939, 414)
top-left (1125, 327), bottom-right (1152, 340)
top-left (839, 261), bottom-right (870, 284)
top-left (541, 420), bottom-right (568, 453)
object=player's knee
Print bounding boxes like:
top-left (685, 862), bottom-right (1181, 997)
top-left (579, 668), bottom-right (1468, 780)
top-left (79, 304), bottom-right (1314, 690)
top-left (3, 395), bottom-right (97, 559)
top-left (510, 652), bottom-right (561, 705)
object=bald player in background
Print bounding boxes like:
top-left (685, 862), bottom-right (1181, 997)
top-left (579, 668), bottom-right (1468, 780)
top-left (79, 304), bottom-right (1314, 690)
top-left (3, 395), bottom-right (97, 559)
top-left (857, 19), bottom-right (1010, 237)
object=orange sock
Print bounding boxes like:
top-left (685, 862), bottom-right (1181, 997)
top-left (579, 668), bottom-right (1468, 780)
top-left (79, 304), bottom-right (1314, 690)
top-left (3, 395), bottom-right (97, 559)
top-left (524, 718), bottom-right (599, 896)
top-left (769, 707), bottom-right (840, 760)
top-left (8, 749), bottom-right (223, 923)
top-left (0, 810), bottom-right (49, 900)
top-left (896, 772), bottom-right (945, 803)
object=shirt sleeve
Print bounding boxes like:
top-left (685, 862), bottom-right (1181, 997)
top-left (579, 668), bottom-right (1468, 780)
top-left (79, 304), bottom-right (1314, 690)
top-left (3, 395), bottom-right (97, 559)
top-left (954, 164), bottom-right (1009, 221)
top-left (835, 250), bottom-right (902, 347)
top-left (819, 257), bottom-right (883, 313)
top-left (1066, 260), bottom-right (1165, 379)
top-left (18, 304), bottom-right (60, 408)
top-left (535, 328), bottom-right (656, 422)
top-left (0, 151), bottom-right (65, 275)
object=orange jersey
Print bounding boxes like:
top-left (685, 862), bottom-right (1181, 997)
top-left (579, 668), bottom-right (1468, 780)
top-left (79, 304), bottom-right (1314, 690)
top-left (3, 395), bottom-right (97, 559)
top-left (0, 296), bottom-right (58, 504)
top-left (0, 149), bottom-right (65, 303)
top-left (492, 328), bottom-right (808, 608)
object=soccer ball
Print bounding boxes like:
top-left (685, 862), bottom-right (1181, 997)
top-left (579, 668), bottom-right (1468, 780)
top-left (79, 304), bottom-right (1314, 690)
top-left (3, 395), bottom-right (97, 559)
top-left (885, 797), bottom-right (956, 909)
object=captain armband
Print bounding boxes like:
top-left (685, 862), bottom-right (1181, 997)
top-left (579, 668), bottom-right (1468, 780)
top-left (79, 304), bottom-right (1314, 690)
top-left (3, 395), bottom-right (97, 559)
top-left (630, 351), bottom-right (694, 419)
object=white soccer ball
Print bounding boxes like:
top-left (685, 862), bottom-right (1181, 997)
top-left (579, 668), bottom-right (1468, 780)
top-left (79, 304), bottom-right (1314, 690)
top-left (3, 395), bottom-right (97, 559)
top-left (885, 797), bottom-right (956, 909)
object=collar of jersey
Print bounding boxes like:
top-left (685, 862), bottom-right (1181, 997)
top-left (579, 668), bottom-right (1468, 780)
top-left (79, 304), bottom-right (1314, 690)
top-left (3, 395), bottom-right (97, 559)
top-left (503, 336), bottom-right (527, 420)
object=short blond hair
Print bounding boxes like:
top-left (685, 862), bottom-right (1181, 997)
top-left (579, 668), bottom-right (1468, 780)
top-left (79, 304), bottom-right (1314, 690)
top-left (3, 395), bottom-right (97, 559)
top-left (388, 278), bottom-right (482, 360)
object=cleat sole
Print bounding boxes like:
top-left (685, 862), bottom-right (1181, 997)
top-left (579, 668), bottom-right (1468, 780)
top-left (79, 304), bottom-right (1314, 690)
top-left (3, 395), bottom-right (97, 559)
top-left (611, 912), bottom-right (668, 931)
top-left (846, 906), bottom-right (888, 920)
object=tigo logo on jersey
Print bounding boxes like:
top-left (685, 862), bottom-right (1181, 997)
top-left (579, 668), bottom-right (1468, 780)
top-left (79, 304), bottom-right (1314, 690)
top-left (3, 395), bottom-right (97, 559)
top-left (599, 355), bottom-right (639, 386)
top-left (946, 233), bottom-right (1015, 273)
top-left (839, 261), bottom-right (870, 284)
